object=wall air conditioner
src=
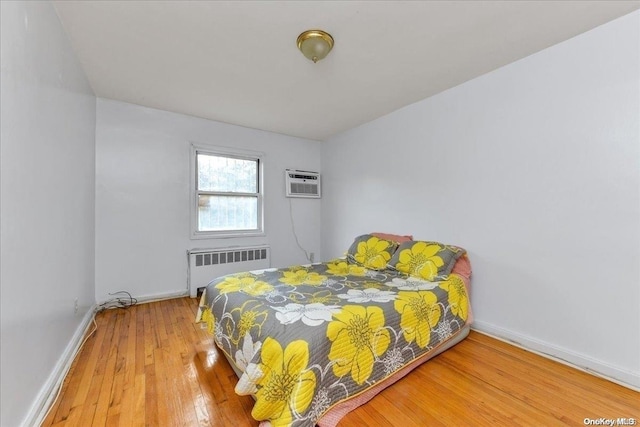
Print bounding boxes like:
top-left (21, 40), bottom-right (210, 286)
top-left (285, 169), bottom-right (321, 198)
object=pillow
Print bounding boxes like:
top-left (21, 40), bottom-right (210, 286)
top-left (388, 240), bottom-right (466, 280)
top-left (347, 234), bottom-right (398, 270)
top-left (371, 232), bottom-right (413, 244)
top-left (451, 254), bottom-right (471, 280)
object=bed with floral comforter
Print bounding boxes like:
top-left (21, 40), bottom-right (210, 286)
top-left (198, 235), bottom-right (472, 427)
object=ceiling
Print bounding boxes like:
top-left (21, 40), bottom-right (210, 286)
top-left (53, 1), bottom-right (639, 141)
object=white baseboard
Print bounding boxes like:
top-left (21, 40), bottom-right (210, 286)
top-left (96, 289), bottom-right (189, 307)
top-left (134, 289), bottom-right (189, 304)
top-left (472, 320), bottom-right (640, 391)
top-left (23, 305), bottom-right (97, 427)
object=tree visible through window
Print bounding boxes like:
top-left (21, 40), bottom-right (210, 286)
top-left (196, 151), bottom-right (262, 234)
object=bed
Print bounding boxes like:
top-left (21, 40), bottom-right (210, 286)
top-left (197, 234), bottom-right (473, 427)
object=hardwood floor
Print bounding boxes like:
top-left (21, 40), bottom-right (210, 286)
top-left (42, 297), bottom-right (639, 426)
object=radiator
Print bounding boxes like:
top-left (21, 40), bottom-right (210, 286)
top-left (188, 246), bottom-right (271, 298)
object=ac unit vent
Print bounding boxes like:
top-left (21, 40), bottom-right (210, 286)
top-left (285, 169), bottom-right (321, 198)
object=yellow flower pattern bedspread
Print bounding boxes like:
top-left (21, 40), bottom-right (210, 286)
top-left (199, 259), bottom-right (471, 427)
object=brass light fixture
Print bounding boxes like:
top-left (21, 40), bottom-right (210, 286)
top-left (297, 29), bottom-right (334, 63)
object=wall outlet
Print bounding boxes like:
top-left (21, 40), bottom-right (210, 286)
top-left (74, 298), bottom-right (78, 315)
top-left (310, 252), bottom-right (315, 263)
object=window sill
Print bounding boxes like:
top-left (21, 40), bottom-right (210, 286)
top-left (191, 231), bottom-right (266, 240)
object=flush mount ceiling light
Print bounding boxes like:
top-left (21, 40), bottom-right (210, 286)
top-left (297, 29), bottom-right (334, 63)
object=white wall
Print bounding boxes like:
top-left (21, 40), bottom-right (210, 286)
top-left (0, 2), bottom-right (96, 426)
top-left (95, 99), bottom-right (322, 302)
top-left (321, 11), bottom-right (640, 388)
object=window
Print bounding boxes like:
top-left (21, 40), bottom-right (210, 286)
top-left (192, 147), bottom-right (263, 238)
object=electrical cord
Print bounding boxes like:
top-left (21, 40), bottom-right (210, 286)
top-left (39, 314), bottom-right (97, 425)
top-left (96, 290), bottom-right (137, 312)
top-left (288, 198), bottom-right (311, 262)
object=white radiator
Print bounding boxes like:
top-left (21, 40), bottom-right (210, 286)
top-left (188, 246), bottom-right (271, 298)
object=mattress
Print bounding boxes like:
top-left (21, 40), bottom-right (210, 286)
top-left (198, 257), bottom-right (472, 427)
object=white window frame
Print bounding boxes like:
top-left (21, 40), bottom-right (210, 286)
top-left (190, 143), bottom-right (265, 239)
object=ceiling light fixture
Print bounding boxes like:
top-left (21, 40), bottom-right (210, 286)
top-left (297, 29), bottom-right (334, 63)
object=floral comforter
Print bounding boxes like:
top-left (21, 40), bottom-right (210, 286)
top-left (198, 260), bottom-right (471, 427)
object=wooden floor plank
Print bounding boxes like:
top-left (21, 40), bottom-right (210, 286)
top-left (117, 308), bottom-right (138, 427)
top-left (193, 345), bottom-right (231, 425)
top-left (143, 363), bottom-right (159, 427)
top-left (40, 297), bottom-right (639, 427)
top-left (92, 311), bottom-right (123, 427)
top-left (74, 314), bottom-right (116, 426)
top-left (142, 303), bottom-right (155, 368)
top-left (131, 374), bottom-right (146, 427)
top-left (440, 336), bottom-right (617, 419)
top-left (467, 332), bottom-right (640, 408)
